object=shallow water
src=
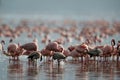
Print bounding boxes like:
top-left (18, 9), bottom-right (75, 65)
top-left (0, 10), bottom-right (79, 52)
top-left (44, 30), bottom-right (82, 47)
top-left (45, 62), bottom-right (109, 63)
top-left (1, 54), bottom-right (120, 80)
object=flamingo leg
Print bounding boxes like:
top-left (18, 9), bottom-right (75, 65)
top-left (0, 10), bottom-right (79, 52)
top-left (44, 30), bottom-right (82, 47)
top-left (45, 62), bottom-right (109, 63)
top-left (57, 59), bottom-right (60, 66)
top-left (81, 56), bottom-right (83, 62)
top-left (117, 54), bottom-right (119, 61)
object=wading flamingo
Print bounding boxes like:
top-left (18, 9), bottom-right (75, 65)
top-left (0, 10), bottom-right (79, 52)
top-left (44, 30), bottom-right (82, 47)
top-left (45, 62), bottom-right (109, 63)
top-left (28, 51), bottom-right (42, 62)
top-left (1, 39), bottom-right (24, 60)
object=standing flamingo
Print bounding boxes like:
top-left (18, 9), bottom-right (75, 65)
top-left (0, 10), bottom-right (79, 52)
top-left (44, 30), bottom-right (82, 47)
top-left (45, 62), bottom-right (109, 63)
top-left (86, 47), bottom-right (103, 61)
top-left (41, 48), bottom-right (53, 61)
top-left (28, 51), bottom-right (42, 62)
top-left (7, 39), bottom-right (24, 60)
top-left (21, 38), bottom-right (38, 55)
top-left (1, 39), bottom-right (24, 60)
top-left (45, 41), bottom-right (66, 61)
top-left (116, 40), bottom-right (120, 61)
top-left (45, 41), bottom-right (59, 51)
top-left (68, 43), bottom-right (88, 61)
top-left (101, 39), bottom-right (115, 61)
top-left (53, 52), bottom-right (66, 66)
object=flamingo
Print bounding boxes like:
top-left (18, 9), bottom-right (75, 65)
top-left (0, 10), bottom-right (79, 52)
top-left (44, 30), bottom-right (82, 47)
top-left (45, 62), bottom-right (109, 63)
top-left (7, 39), bottom-right (24, 60)
top-left (86, 47), bottom-right (103, 61)
top-left (52, 52), bottom-right (66, 66)
top-left (116, 40), bottom-right (120, 61)
top-left (1, 39), bottom-right (24, 60)
top-left (41, 48), bottom-right (53, 61)
top-left (42, 40), bottom-right (63, 62)
top-left (28, 51), bottom-right (42, 62)
top-left (45, 41), bottom-right (59, 51)
top-left (95, 39), bottom-right (115, 61)
top-left (67, 43), bottom-right (89, 61)
top-left (69, 49), bottom-right (81, 61)
top-left (46, 42), bottom-right (67, 65)
top-left (21, 38), bottom-right (38, 55)
top-left (102, 39), bottom-right (115, 61)
top-left (75, 43), bottom-right (89, 61)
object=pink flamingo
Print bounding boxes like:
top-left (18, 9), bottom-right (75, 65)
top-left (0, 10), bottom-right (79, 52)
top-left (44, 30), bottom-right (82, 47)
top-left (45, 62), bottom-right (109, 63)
top-left (95, 39), bottom-right (115, 61)
top-left (45, 41), bottom-right (59, 52)
top-left (116, 40), bottom-right (120, 61)
top-left (41, 48), bottom-right (53, 61)
top-left (21, 38), bottom-right (38, 55)
top-left (1, 39), bottom-right (24, 60)
top-left (68, 43), bottom-right (89, 61)
top-left (102, 39), bottom-right (115, 61)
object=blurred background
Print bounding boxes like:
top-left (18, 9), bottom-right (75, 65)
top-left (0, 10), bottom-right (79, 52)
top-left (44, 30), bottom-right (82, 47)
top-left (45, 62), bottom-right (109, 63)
top-left (0, 0), bottom-right (120, 20)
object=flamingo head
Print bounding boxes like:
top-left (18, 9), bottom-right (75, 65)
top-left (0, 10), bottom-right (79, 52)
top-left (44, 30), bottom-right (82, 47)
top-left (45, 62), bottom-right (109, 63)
top-left (33, 38), bottom-right (38, 43)
top-left (1, 40), bottom-right (5, 45)
top-left (111, 39), bottom-right (115, 46)
top-left (9, 38), bottom-right (13, 43)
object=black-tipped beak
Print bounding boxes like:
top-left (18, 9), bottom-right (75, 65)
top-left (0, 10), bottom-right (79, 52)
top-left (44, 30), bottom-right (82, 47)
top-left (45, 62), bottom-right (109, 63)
top-left (1, 40), bottom-right (5, 45)
top-left (40, 56), bottom-right (42, 61)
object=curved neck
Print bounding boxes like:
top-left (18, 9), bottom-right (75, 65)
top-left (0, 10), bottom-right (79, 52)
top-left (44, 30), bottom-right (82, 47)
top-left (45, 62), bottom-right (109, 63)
top-left (2, 51), bottom-right (11, 56)
top-left (1, 42), bottom-right (4, 51)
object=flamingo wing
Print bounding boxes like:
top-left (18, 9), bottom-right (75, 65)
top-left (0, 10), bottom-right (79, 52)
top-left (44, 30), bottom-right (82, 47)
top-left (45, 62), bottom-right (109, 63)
top-left (53, 52), bottom-right (66, 60)
top-left (87, 49), bottom-right (102, 57)
top-left (28, 51), bottom-right (40, 60)
top-left (21, 43), bottom-right (37, 51)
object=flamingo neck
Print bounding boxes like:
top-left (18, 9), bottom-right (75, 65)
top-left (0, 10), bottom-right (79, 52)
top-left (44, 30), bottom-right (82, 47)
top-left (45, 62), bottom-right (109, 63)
top-left (112, 45), bottom-right (115, 52)
top-left (117, 45), bottom-right (120, 50)
top-left (111, 39), bottom-right (115, 52)
top-left (2, 51), bottom-right (11, 56)
top-left (1, 43), bottom-right (4, 51)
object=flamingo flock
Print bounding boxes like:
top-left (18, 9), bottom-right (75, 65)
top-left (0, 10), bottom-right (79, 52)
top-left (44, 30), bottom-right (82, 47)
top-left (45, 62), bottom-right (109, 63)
top-left (0, 19), bottom-right (120, 66)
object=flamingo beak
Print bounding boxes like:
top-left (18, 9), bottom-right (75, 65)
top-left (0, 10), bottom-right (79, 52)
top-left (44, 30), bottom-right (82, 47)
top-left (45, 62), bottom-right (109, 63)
top-left (1, 40), bottom-right (5, 45)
